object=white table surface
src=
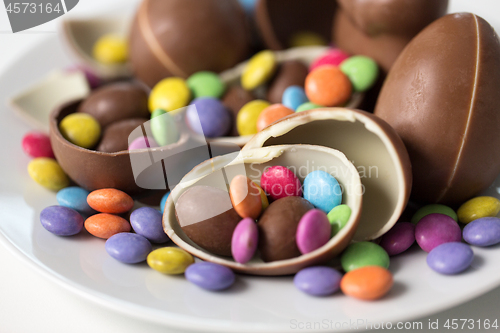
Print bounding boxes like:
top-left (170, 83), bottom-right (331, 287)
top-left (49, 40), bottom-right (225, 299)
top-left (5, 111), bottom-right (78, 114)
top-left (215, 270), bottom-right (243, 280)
top-left (1, 1), bottom-right (500, 332)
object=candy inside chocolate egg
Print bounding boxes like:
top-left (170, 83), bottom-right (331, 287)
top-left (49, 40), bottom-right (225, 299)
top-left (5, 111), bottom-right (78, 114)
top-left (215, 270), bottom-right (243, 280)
top-left (97, 118), bottom-right (148, 153)
top-left (374, 13), bottom-right (500, 205)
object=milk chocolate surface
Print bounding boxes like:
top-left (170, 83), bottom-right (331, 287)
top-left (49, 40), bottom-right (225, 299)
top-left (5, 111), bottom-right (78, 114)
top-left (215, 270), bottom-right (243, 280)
top-left (97, 118), bottom-right (147, 153)
top-left (267, 60), bottom-right (308, 104)
top-left (222, 86), bottom-right (255, 136)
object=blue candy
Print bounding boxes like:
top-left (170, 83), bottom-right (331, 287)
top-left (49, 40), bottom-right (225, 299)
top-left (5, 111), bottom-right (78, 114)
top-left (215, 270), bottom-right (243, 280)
top-left (186, 98), bottom-right (232, 138)
top-left (105, 233), bottom-right (152, 264)
top-left (238, 0), bottom-right (257, 15)
top-left (294, 266), bottom-right (342, 296)
top-left (282, 85), bottom-right (308, 111)
top-left (303, 170), bottom-right (342, 213)
top-left (130, 207), bottom-right (170, 243)
top-left (160, 191), bottom-right (170, 213)
top-left (56, 186), bottom-right (95, 215)
top-left (40, 205), bottom-right (84, 236)
top-left (427, 242), bottom-right (473, 275)
top-left (185, 262), bottom-right (235, 291)
top-left (463, 217), bottom-right (500, 247)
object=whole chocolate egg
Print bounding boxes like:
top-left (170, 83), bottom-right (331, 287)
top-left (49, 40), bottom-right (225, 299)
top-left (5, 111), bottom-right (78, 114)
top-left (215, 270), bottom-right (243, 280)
top-left (97, 118), bottom-right (148, 153)
top-left (258, 196), bottom-right (314, 262)
top-left (267, 60), bottom-right (309, 104)
top-left (78, 82), bottom-right (149, 128)
top-left (128, 0), bottom-right (250, 88)
top-left (222, 85), bottom-right (255, 136)
top-left (175, 185), bottom-right (241, 257)
top-left (374, 13), bottom-right (500, 205)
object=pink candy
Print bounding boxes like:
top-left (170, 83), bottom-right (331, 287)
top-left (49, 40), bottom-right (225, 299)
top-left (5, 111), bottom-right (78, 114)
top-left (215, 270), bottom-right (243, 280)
top-left (309, 49), bottom-right (350, 72)
top-left (415, 213), bottom-right (462, 252)
top-left (260, 166), bottom-right (302, 200)
top-left (296, 209), bottom-right (331, 254)
top-left (231, 217), bottom-right (258, 264)
top-left (128, 137), bottom-right (159, 150)
top-left (22, 132), bottom-right (54, 158)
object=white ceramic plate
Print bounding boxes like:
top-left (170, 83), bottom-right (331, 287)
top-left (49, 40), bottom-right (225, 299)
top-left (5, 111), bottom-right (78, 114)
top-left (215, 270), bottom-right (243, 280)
top-left (2, 4), bottom-right (500, 332)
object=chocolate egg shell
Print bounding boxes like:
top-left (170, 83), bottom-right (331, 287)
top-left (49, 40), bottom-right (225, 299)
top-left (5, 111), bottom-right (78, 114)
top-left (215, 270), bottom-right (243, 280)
top-left (244, 108), bottom-right (412, 241)
top-left (128, 0), bottom-right (250, 88)
top-left (374, 13), bottom-right (500, 205)
top-left (97, 118), bottom-right (147, 153)
top-left (78, 82), bottom-right (149, 128)
top-left (267, 60), bottom-right (308, 104)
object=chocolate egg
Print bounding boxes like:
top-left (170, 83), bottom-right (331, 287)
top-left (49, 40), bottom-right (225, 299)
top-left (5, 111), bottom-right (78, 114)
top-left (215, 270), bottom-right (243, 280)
top-left (267, 60), bottom-right (308, 104)
top-left (97, 118), bottom-right (147, 153)
top-left (128, 0), bottom-right (250, 88)
top-left (374, 13), bottom-right (500, 205)
top-left (222, 86), bottom-right (255, 136)
top-left (78, 82), bottom-right (149, 128)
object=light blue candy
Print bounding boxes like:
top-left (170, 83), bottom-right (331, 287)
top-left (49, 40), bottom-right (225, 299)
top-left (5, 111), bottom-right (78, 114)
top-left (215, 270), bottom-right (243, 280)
top-left (238, 0), bottom-right (257, 15)
top-left (303, 170), bottom-right (342, 213)
top-left (282, 85), bottom-right (308, 111)
top-left (160, 191), bottom-right (170, 213)
top-left (56, 186), bottom-right (95, 215)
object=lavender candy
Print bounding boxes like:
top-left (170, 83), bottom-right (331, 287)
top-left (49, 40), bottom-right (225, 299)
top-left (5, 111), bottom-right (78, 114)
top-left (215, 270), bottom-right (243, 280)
top-left (427, 242), bottom-right (473, 275)
top-left (463, 217), bottom-right (500, 247)
top-left (40, 205), bottom-right (84, 236)
top-left (185, 262), bottom-right (235, 291)
top-left (294, 266), bottom-right (342, 296)
top-left (105, 233), bottom-right (152, 264)
top-left (130, 207), bottom-right (170, 243)
top-left (379, 222), bottom-right (415, 256)
top-left (186, 98), bottom-right (232, 138)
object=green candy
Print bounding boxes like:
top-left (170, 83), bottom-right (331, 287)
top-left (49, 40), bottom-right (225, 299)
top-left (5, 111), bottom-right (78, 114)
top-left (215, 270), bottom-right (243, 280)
top-left (340, 56), bottom-right (378, 92)
top-left (411, 204), bottom-right (457, 224)
top-left (150, 109), bottom-right (179, 147)
top-left (296, 102), bottom-right (323, 112)
top-left (187, 71), bottom-right (226, 99)
top-left (341, 241), bottom-right (390, 272)
top-left (328, 204), bottom-right (351, 237)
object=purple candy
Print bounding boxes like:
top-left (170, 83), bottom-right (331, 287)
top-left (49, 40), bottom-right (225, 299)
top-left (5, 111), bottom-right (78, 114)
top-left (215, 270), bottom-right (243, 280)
top-left (294, 266), bottom-right (342, 296)
top-left (379, 222), bottom-right (415, 256)
top-left (128, 136), bottom-right (159, 150)
top-left (185, 262), bottom-right (235, 291)
top-left (296, 209), bottom-right (331, 254)
top-left (427, 242), bottom-right (473, 275)
top-left (231, 218), bottom-right (258, 264)
top-left (415, 213), bottom-right (462, 252)
top-left (105, 233), bottom-right (152, 264)
top-left (40, 205), bottom-right (84, 236)
top-left (186, 97), bottom-right (231, 138)
top-left (463, 217), bottom-right (500, 247)
top-left (130, 207), bottom-right (170, 243)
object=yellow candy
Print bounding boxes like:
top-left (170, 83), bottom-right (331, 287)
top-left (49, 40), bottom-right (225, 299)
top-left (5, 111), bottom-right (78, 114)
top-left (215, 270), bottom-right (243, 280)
top-left (457, 196), bottom-right (500, 224)
top-left (59, 113), bottom-right (101, 149)
top-left (93, 34), bottom-right (128, 64)
top-left (236, 100), bottom-right (270, 135)
top-left (147, 247), bottom-right (194, 274)
top-left (256, 183), bottom-right (269, 210)
top-left (149, 77), bottom-right (191, 113)
top-left (28, 158), bottom-right (69, 191)
top-left (241, 50), bottom-right (277, 90)
top-left (289, 31), bottom-right (328, 47)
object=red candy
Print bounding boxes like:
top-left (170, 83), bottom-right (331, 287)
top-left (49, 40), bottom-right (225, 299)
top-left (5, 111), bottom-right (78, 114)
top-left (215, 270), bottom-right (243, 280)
top-left (22, 132), bottom-right (54, 158)
top-left (309, 48), bottom-right (350, 72)
top-left (260, 166), bottom-right (302, 200)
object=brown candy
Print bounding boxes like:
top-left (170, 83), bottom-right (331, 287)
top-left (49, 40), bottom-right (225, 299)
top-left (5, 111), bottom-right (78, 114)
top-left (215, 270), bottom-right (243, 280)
top-left (78, 82), bottom-right (149, 128)
top-left (175, 186), bottom-right (241, 257)
top-left (222, 86), bottom-right (255, 136)
top-left (374, 13), bottom-right (500, 205)
top-left (258, 196), bottom-right (314, 262)
top-left (97, 118), bottom-right (147, 153)
top-left (266, 60), bottom-right (308, 104)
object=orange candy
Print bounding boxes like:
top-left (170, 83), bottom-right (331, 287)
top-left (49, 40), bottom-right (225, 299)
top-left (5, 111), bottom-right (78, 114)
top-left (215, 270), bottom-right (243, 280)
top-left (305, 65), bottom-right (352, 106)
top-left (84, 213), bottom-right (131, 239)
top-left (229, 175), bottom-right (262, 219)
top-left (87, 188), bottom-right (134, 214)
top-left (340, 266), bottom-right (393, 301)
top-left (256, 104), bottom-right (294, 132)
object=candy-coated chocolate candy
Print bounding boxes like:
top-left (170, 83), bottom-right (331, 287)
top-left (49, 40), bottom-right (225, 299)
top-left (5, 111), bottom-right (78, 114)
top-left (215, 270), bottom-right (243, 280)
top-left (305, 66), bottom-right (352, 107)
top-left (256, 104), bottom-right (294, 132)
top-left (231, 217), bottom-right (258, 264)
top-left (97, 118), bottom-right (147, 153)
top-left (128, 136), bottom-right (159, 150)
top-left (187, 98), bottom-right (232, 138)
top-left (260, 165), bottom-right (302, 200)
top-left (222, 86), bottom-right (255, 136)
top-left (427, 242), bottom-right (473, 275)
top-left (147, 247), bottom-right (194, 275)
top-left (92, 34), bottom-right (128, 64)
top-left (303, 170), bottom-right (342, 214)
top-left (87, 188), bottom-right (134, 214)
top-left (294, 266), bottom-right (342, 296)
top-left (282, 85), bottom-right (308, 111)
top-left (130, 207), bottom-right (170, 243)
top-left (28, 158), bottom-right (69, 191)
top-left (340, 55), bottom-right (379, 92)
top-left (340, 266), bottom-right (393, 301)
top-left (463, 217), bottom-right (500, 247)
top-left (185, 262), bottom-right (235, 291)
top-left (105, 233), bottom-right (152, 264)
top-left (289, 31), bottom-right (327, 48)
top-left (149, 77), bottom-right (191, 112)
top-left (40, 206), bottom-right (84, 236)
top-left (236, 100), bottom-right (270, 136)
top-left (327, 204), bottom-right (351, 237)
top-left (256, 183), bottom-right (269, 210)
top-left (341, 241), bottom-right (390, 272)
top-left (415, 213), bottom-right (462, 252)
top-left (160, 191), bottom-right (170, 214)
top-left (267, 60), bottom-right (308, 104)
top-left (56, 186), bottom-right (95, 215)
top-left (241, 50), bottom-right (277, 90)
top-left (229, 175), bottom-right (262, 219)
top-left (22, 132), bottom-right (54, 158)
top-left (84, 213), bottom-right (131, 239)
top-left (309, 48), bottom-right (350, 72)
top-left (296, 102), bottom-right (323, 112)
top-left (296, 209), bottom-right (331, 254)
top-left (457, 196), bottom-right (500, 224)
top-left (379, 222), bottom-right (415, 256)
top-left (411, 204), bottom-right (457, 224)
top-left (150, 109), bottom-right (179, 146)
top-left (187, 71), bottom-right (226, 99)
top-left (59, 113), bottom-right (101, 149)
